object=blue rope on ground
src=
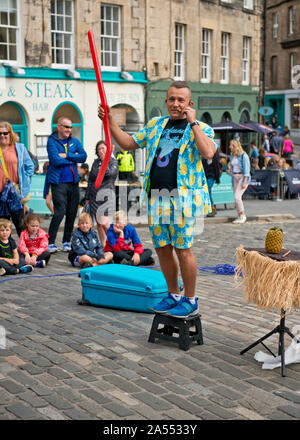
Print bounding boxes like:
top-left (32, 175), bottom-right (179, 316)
top-left (0, 272), bottom-right (78, 283)
top-left (198, 264), bottom-right (238, 275)
top-left (0, 264), bottom-right (240, 283)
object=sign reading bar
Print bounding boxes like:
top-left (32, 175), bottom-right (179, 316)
top-left (198, 96), bottom-right (234, 109)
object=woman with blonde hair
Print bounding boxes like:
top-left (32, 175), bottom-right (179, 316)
top-left (0, 122), bottom-right (34, 235)
top-left (227, 139), bottom-right (250, 224)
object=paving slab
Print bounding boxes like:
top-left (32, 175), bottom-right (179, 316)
top-left (1, 216), bottom-right (300, 420)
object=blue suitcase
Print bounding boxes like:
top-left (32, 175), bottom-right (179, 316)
top-left (80, 264), bottom-right (172, 313)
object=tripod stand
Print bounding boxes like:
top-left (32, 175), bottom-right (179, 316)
top-left (240, 309), bottom-right (299, 377)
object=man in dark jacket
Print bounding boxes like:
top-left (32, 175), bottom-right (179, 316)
top-left (202, 151), bottom-right (220, 217)
top-left (46, 117), bottom-right (87, 253)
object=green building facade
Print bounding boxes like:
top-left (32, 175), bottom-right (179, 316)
top-left (145, 81), bottom-right (260, 153)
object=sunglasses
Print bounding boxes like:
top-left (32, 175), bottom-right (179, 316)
top-left (0, 132), bottom-right (9, 136)
top-left (60, 124), bottom-right (72, 129)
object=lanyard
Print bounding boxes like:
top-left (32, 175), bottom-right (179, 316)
top-left (0, 147), bottom-right (10, 179)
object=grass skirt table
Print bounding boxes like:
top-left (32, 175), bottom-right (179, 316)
top-left (235, 246), bottom-right (300, 376)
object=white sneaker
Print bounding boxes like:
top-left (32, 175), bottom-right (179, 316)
top-left (233, 215), bottom-right (247, 224)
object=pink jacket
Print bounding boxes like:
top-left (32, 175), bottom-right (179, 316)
top-left (18, 228), bottom-right (49, 256)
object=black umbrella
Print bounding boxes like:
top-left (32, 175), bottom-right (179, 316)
top-left (211, 122), bottom-right (255, 155)
top-left (243, 121), bottom-right (274, 135)
top-left (211, 121), bottom-right (255, 132)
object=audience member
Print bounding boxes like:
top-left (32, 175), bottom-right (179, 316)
top-left (270, 131), bottom-right (282, 154)
top-left (281, 135), bottom-right (294, 161)
top-left (46, 117), bottom-right (87, 253)
top-left (68, 212), bottom-right (113, 268)
top-left (85, 140), bottom-right (118, 247)
top-left (105, 210), bottom-right (154, 266)
top-left (117, 149), bottom-right (135, 181)
top-left (262, 134), bottom-right (270, 152)
top-left (42, 161), bottom-right (54, 215)
top-left (258, 147), bottom-right (266, 169)
top-left (18, 213), bottom-right (50, 268)
top-left (227, 139), bottom-right (250, 224)
top-left (202, 151), bottom-right (220, 217)
top-left (0, 218), bottom-right (33, 276)
top-left (78, 163), bottom-right (89, 208)
top-left (0, 122), bottom-right (34, 236)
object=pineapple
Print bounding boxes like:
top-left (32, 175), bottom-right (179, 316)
top-left (265, 227), bottom-right (283, 254)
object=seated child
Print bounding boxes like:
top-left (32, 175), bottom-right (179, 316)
top-left (18, 213), bottom-right (51, 268)
top-left (105, 210), bottom-right (154, 266)
top-left (68, 212), bottom-right (113, 267)
top-left (0, 218), bottom-right (33, 276)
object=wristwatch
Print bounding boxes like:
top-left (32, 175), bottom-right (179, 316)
top-left (190, 121), bottom-right (199, 128)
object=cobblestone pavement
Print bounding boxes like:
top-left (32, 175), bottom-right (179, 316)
top-left (1, 218), bottom-right (300, 420)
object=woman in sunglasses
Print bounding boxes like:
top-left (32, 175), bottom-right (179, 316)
top-left (0, 122), bottom-right (34, 235)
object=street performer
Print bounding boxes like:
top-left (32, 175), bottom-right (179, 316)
top-left (98, 81), bottom-right (216, 318)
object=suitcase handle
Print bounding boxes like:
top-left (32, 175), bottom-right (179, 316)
top-left (83, 273), bottom-right (91, 281)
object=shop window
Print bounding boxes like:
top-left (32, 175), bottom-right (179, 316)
top-left (290, 99), bottom-right (300, 129)
top-left (239, 110), bottom-right (250, 123)
top-left (221, 111), bottom-right (231, 122)
top-left (35, 135), bottom-right (49, 166)
top-left (149, 107), bottom-right (162, 120)
top-left (52, 102), bottom-right (83, 142)
top-left (200, 112), bottom-right (212, 125)
top-left (0, 101), bottom-right (27, 146)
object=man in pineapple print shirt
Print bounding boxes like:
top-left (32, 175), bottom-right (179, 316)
top-left (98, 81), bottom-right (216, 318)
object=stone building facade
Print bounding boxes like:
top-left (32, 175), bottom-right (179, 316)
top-left (264, 0), bottom-right (300, 143)
top-left (143, 0), bottom-right (263, 153)
top-left (0, 0), bottom-right (264, 166)
top-left (0, 0), bottom-right (147, 174)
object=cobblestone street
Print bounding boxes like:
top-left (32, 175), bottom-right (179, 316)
top-left (1, 217), bottom-right (300, 420)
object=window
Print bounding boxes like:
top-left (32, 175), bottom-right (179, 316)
top-left (101, 4), bottom-right (121, 71)
top-left (243, 0), bottom-right (253, 9)
top-left (271, 56), bottom-right (277, 87)
top-left (242, 37), bottom-right (250, 85)
top-left (201, 29), bottom-right (211, 83)
top-left (36, 135), bottom-right (49, 164)
top-left (272, 13), bottom-right (278, 39)
top-left (221, 32), bottom-right (229, 84)
top-left (290, 98), bottom-right (300, 129)
top-left (290, 53), bottom-right (296, 86)
top-left (51, 0), bottom-right (74, 66)
top-left (174, 23), bottom-right (185, 80)
top-left (0, 0), bottom-right (19, 62)
top-left (288, 7), bottom-right (294, 35)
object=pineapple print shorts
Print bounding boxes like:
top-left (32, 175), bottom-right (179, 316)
top-left (147, 195), bottom-right (196, 249)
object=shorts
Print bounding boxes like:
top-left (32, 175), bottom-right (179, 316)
top-left (148, 196), bottom-right (196, 249)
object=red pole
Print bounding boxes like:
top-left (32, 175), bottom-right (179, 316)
top-left (88, 30), bottom-right (113, 189)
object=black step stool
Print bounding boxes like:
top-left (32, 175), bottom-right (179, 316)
top-left (148, 313), bottom-right (203, 351)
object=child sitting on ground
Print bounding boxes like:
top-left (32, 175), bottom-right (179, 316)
top-left (68, 212), bottom-right (113, 268)
top-left (18, 213), bottom-right (51, 268)
top-left (105, 210), bottom-right (154, 266)
top-left (0, 218), bottom-right (33, 276)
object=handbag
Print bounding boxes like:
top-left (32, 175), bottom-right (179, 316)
top-left (0, 146), bottom-right (30, 204)
top-left (0, 181), bottom-right (23, 215)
